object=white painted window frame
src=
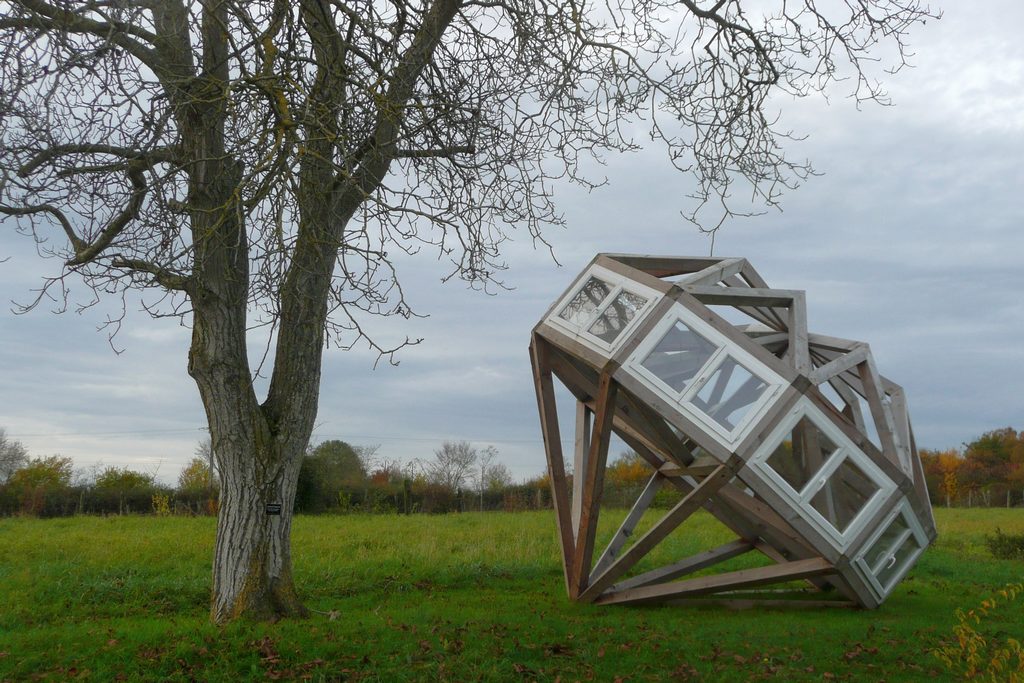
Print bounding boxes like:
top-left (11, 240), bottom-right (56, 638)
top-left (748, 397), bottom-right (897, 551)
top-left (623, 303), bottom-right (786, 448)
top-left (853, 499), bottom-right (927, 600)
top-left (545, 265), bottom-right (661, 355)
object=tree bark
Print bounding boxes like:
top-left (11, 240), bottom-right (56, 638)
top-left (189, 284), bottom-right (313, 623)
top-left (211, 434), bottom-right (308, 622)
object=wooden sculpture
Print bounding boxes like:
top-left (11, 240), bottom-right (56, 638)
top-left (530, 255), bottom-right (935, 608)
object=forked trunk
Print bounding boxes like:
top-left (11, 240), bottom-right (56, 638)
top-left (188, 277), bottom-right (317, 623)
top-left (210, 434), bottom-right (309, 623)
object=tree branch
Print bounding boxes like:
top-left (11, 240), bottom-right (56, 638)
top-left (396, 144), bottom-right (476, 159)
top-left (17, 144), bottom-right (178, 178)
top-left (66, 162), bottom-right (149, 266)
top-left (0, 202), bottom-right (84, 251)
top-left (111, 257), bottom-right (191, 292)
top-left (5, 0), bottom-right (160, 68)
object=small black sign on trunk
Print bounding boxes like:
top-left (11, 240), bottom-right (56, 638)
top-left (265, 503), bottom-right (283, 515)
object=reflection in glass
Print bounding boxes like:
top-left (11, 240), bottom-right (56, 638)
top-left (809, 457), bottom-right (879, 534)
top-left (865, 514), bottom-right (911, 572)
top-left (588, 290), bottom-right (648, 344)
top-left (558, 277), bottom-right (612, 326)
top-left (689, 356), bottom-right (768, 432)
top-left (640, 320), bottom-right (718, 393)
top-left (764, 417), bottom-right (838, 492)
top-left (876, 534), bottom-right (923, 588)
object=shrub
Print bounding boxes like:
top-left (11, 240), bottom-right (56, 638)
top-left (934, 583), bottom-right (1024, 681)
top-left (152, 493), bottom-right (171, 517)
top-left (985, 528), bottom-right (1024, 560)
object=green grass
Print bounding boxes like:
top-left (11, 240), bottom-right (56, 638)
top-left (1, 508), bottom-right (1022, 681)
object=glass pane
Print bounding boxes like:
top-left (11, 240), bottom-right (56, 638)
top-left (558, 277), bottom-right (612, 326)
top-left (689, 357), bottom-right (768, 432)
top-left (587, 290), bottom-right (648, 344)
top-left (640, 320), bottom-right (718, 393)
top-left (876, 534), bottom-right (923, 589)
top-left (764, 417), bottom-right (838, 493)
top-left (809, 457), bottom-right (880, 534)
top-left (865, 513), bottom-right (911, 572)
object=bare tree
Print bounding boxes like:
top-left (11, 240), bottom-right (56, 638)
top-left (474, 444), bottom-right (497, 511)
top-left (0, 427), bottom-right (29, 483)
top-left (428, 440), bottom-right (477, 492)
top-left (0, 0), bottom-right (936, 622)
top-left (485, 462), bottom-right (513, 492)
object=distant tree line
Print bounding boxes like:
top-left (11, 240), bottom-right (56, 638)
top-left (5, 425), bottom-right (1021, 517)
top-left (920, 428), bottom-right (1024, 508)
top-left (0, 430), bottom-right (557, 517)
top-left (0, 429), bottom-right (220, 517)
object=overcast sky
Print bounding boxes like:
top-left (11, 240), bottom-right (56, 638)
top-left (2, 4), bottom-right (1022, 485)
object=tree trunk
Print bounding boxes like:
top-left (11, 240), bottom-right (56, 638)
top-left (189, 295), bottom-right (314, 622)
top-left (211, 434), bottom-right (308, 622)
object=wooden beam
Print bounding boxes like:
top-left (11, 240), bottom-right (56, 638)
top-left (529, 335), bottom-right (575, 594)
top-left (570, 370), bottom-right (618, 598)
top-left (578, 464), bottom-right (734, 602)
top-left (680, 285), bottom-right (799, 308)
top-left (716, 486), bottom-right (818, 558)
top-left (591, 472), bottom-right (665, 579)
top-left (810, 344), bottom-right (870, 385)
top-left (595, 557), bottom-right (835, 605)
top-left (600, 254), bottom-right (727, 278)
top-left (611, 538), bottom-right (755, 591)
top-left (807, 332), bottom-right (864, 354)
top-left (856, 357), bottom-right (901, 464)
top-left (571, 401), bottom-right (592, 540)
top-left (677, 257), bottom-right (746, 286)
top-left (787, 291), bottom-right (810, 375)
top-left (659, 462), bottom-right (721, 478)
top-left (617, 388), bottom-right (698, 464)
top-left (734, 264), bottom-right (789, 329)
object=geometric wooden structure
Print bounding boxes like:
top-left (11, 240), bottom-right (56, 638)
top-left (530, 254), bottom-right (935, 608)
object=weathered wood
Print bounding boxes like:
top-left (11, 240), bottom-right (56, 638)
top-left (601, 254), bottom-right (727, 278)
top-left (591, 472), bottom-right (665, 579)
top-left (906, 421), bottom-right (938, 538)
top-left (677, 257), bottom-right (747, 287)
top-left (529, 335), bottom-right (576, 595)
top-left (571, 401), bottom-right (592, 541)
top-left (856, 357), bottom-right (902, 467)
top-left (595, 557), bottom-right (836, 605)
top-left (736, 263), bottom-right (790, 330)
top-left (787, 291), bottom-right (811, 375)
top-left (810, 344), bottom-right (870, 385)
top-left (681, 285), bottom-right (800, 308)
top-left (535, 321), bottom-right (613, 372)
top-left (570, 370), bottom-right (618, 598)
top-left (578, 464), bottom-right (734, 602)
top-left (807, 332), bottom-right (864, 354)
top-left (611, 538), bottom-right (755, 591)
top-left (662, 462), bottom-right (721, 477)
top-left (612, 368), bottom-right (734, 463)
top-left (531, 254), bottom-right (933, 610)
top-left (717, 484), bottom-right (818, 558)
top-left (594, 254), bottom-right (676, 294)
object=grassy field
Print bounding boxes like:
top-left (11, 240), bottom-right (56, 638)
top-left (1, 508), bottom-right (1022, 682)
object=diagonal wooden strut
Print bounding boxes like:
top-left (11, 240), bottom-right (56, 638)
top-left (570, 369), bottom-right (618, 599)
top-left (594, 557), bottom-right (836, 606)
top-left (610, 538), bottom-right (755, 592)
top-left (529, 335), bottom-right (574, 595)
top-left (578, 464), bottom-right (733, 603)
top-left (591, 471), bottom-right (665, 579)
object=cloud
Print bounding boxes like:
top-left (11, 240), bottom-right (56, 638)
top-left (2, 3), bottom-right (1022, 484)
